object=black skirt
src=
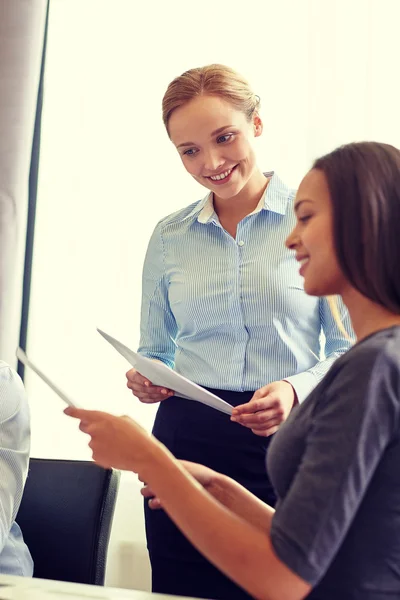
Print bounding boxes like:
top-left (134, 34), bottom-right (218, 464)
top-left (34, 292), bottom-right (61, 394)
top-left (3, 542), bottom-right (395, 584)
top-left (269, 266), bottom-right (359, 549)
top-left (145, 389), bottom-right (276, 600)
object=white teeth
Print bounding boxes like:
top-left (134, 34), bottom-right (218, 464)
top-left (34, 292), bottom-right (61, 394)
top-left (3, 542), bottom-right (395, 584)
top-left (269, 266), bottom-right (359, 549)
top-left (300, 258), bottom-right (309, 266)
top-left (210, 168), bottom-right (232, 181)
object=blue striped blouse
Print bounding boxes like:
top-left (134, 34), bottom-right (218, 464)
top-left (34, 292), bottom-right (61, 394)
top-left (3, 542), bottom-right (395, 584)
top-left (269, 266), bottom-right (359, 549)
top-left (0, 362), bottom-right (33, 576)
top-left (138, 172), bottom-right (353, 401)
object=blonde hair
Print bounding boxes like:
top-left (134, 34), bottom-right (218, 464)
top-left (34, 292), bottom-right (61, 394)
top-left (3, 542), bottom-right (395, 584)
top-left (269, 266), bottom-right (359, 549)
top-left (162, 64), bottom-right (260, 135)
top-left (327, 296), bottom-right (352, 340)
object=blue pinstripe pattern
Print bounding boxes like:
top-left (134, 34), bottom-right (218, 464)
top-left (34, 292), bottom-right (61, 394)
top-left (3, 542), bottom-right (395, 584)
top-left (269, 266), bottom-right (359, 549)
top-left (138, 173), bottom-right (353, 401)
top-left (0, 362), bottom-right (33, 575)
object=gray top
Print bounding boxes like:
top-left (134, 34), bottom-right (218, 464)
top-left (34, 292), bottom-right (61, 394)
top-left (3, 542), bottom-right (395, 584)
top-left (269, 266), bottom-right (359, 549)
top-left (268, 326), bottom-right (400, 599)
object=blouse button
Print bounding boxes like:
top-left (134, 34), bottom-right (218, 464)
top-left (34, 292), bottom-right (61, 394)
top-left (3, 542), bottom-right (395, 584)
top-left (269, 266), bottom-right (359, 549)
top-left (238, 240), bottom-right (245, 246)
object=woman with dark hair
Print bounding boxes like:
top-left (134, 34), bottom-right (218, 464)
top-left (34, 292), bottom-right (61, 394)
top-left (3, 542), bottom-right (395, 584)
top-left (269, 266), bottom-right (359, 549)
top-left (66, 141), bottom-right (400, 600)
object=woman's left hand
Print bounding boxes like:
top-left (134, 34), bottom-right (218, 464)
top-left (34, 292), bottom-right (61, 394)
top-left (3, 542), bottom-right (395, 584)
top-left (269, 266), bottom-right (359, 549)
top-left (230, 381), bottom-right (297, 437)
top-left (64, 407), bottom-right (161, 473)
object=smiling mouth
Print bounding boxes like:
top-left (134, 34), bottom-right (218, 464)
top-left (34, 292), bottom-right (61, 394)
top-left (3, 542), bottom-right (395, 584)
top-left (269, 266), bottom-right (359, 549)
top-left (206, 164), bottom-right (238, 182)
top-left (298, 257), bottom-right (310, 275)
top-left (298, 257), bottom-right (309, 267)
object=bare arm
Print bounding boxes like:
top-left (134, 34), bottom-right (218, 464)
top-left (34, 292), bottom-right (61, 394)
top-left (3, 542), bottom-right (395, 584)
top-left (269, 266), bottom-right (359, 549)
top-left (65, 409), bottom-right (311, 600)
top-left (143, 459), bottom-right (275, 533)
top-left (208, 472), bottom-right (275, 533)
top-left (142, 450), bottom-right (311, 600)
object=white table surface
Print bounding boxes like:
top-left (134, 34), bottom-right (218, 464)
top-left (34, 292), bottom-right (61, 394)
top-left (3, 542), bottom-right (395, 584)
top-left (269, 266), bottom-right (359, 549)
top-left (0, 575), bottom-right (204, 600)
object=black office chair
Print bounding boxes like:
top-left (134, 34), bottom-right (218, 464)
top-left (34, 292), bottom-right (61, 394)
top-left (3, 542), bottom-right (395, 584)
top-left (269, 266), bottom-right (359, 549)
top-left (16, 458), bottom-right (120, 585)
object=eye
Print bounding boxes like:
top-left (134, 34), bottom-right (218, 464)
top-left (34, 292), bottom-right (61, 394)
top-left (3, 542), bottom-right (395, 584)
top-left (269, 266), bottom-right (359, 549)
top-left (217, 133), bottom-right (234, 144)
top-left (183, 148), bottom-right (199, 157)
top-left (298, 215), bottom-right (312, 223)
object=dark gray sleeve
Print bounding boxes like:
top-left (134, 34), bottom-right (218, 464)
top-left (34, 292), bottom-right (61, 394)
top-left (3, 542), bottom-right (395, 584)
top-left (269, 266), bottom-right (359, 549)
top-left (270, 347), bottom-right (400, 585)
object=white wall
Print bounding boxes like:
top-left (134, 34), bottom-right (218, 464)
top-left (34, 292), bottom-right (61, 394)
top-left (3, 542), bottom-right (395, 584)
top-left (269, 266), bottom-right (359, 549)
top-left (25, 0), bottom-right (400, 591)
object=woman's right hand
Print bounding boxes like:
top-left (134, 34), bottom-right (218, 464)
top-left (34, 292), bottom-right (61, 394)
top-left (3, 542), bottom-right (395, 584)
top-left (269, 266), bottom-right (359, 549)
top-left (126, 368), bottom-right (174, 404)
top-left (141, 460), bottom-right (219, 509)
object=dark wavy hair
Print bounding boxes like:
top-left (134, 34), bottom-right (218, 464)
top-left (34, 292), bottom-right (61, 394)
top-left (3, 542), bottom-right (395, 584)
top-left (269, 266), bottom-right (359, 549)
top-left (313, 142), bottom-right (400, 314)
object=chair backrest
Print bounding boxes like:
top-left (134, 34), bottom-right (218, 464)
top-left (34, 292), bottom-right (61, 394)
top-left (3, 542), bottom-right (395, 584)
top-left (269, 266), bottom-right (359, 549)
top-left (16, 458), bottom-right (120, 585)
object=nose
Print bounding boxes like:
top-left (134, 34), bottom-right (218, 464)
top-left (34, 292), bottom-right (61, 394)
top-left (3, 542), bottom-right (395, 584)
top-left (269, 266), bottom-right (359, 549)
top-left (203, 148), bottom-right (224, 173)
top-left (285, 225), bottom-right (300, 250)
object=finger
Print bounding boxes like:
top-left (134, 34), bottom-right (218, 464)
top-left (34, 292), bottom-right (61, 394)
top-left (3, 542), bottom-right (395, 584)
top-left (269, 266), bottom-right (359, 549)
top-left (232, 407), bottom-right (283, 427)
top-left (126, 379), bottom-right (153, 392)
top-left (234, 412), bottom-right (283, 431)
top-left (64, 408), bottom-right (104, 420)
top-left (78, 421), bottom-right (88, 433)
top-left (89, 449), bottom-right (112, 470)
top-left (128, 383), bottom-right (174, 398)
top-left (148, 498), bottom-right (163, 510)
top-left (136, 392), bottom-right (172, 404)
top-left (252, 415), bottom-right (282, 429)
top-left (125, 368), bottom-right (138, 382)
top-left (232, 396), bottom-right (277, 416)
top-left (251, 418), bottom-right (282, 436)
top-left (127, 383), bottom-right (150, 397)
top-left (79, 421), bottom-right (99, 435)
top-left (64, 407), bottom-right (84, 418)
top-left (125, 368), bottom-right (146, 383)
top-left (136, 398), bottom-right (160, 405)
top-left (234, 407), bottom-right (277, 424)
top-left (231, 412), bottom-right (283, 429)
top-left (139, 386), bottom-right (173, 397)
top-left (251, 385), bottom-right (272, 400)
top-left (140, 486), bottom-right (154, 498)
top-left (126, 371), bottom-right (153, 388)
top-left (88, 440), bottom-right (111, 463)
top-left (231, 401), bottom-right (254, 415)
top-left (251, 424), bottom-right (280, 437)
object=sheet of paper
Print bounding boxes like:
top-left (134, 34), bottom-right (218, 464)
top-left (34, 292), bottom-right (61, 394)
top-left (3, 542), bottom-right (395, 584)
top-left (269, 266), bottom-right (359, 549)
top-left (16, 348), bottom-right (81, 409)
top-left (97, 329), bottom-right (233, 415)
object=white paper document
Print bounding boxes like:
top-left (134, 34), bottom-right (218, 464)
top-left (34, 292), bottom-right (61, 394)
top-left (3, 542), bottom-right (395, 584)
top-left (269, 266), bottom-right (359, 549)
top-left (97, 329), bottom-right (233, 415)
top-left (16, 348), bottom-right (81, 409)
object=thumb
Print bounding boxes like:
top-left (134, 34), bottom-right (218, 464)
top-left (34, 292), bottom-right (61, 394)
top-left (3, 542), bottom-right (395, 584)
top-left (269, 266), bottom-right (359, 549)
top-left (252, 384), bottom-right (273, 400)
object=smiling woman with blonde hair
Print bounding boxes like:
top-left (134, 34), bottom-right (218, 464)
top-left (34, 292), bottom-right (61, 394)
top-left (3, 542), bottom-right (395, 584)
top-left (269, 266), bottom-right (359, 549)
top-left (82, 64), bottom-right (352, 600)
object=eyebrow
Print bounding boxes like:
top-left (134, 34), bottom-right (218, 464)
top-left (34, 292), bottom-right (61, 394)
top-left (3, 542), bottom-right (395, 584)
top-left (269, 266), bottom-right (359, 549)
top-left (177, 125), bottom-right (234, 149)
top-left (294, 199), bottom-right (313, 213)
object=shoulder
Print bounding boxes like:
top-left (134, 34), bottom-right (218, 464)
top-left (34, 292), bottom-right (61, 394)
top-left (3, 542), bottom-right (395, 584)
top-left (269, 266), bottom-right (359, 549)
top-left (264, 172), bottom-right (297, 218)
top-left (143, 196), bottom-right (209, 264)
top-left (319, 326), bottom-right (400, 417)
top-left (379, 326), bottom-right (400, 367)
top-left (271, 172), bottom-right (297, 201)
top-left (337, 326), bottom-right (400, 373)
top-left (0, 361), bottom-right (29, 422)
top-left (366, 326), bottom-right (400, 400)
top-left (153, 197), bottom-right (208, 232)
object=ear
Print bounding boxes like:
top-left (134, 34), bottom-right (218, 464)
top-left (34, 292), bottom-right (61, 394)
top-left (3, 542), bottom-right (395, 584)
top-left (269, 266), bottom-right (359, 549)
top-left (253, 113), bottom-right (263, 137)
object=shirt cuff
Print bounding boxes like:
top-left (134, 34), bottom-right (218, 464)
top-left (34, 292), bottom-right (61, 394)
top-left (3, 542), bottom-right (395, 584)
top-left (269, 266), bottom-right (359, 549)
top-left (284, 371), bottom-right (319, 403)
